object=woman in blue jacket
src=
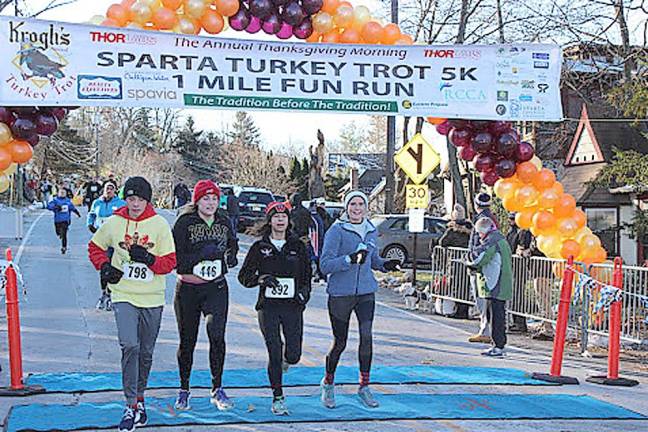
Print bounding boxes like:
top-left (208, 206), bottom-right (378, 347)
top-left (47, 187), bottom-right (81, 254)
top-left (319, 190), bottom-right (400, 410)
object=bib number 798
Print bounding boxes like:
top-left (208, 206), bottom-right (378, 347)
top-left (123, 262), bottom-right (153, 282)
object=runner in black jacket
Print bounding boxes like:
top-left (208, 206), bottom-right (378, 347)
top-left (238, 201), bottom-right (311, 416)
top-left (171, 180), bottom-right (239, 412)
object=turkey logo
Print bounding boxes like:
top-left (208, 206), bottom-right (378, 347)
top-left (119, 232), bottom-right (154, 252)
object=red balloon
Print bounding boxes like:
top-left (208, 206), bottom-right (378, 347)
top-left (449, 127), bottom-right (473, 147)
top-left (472, 132), bottom-right (493, 153)
top-left (10, 107), bottom-right (38, 116)
top-left (26, 133), bottom-right (40, 146)
top-left (50, 107), bottom-right (67, 121)
top-left (0, 107), bottom-right (16, 127)
top-left (495, 159), bottom-right (516, 178)
top-left (489, 121), bottom-right (512, 135)
top-left (515, 141), bottom-right (535, 162)
top-left (435, 120), bottom-right (451, 136)
top-left (448, 119), bottom-right (470, 129)
top-left (469, 120), bottom-right (491, 131)
top-left (36, 113), bottom-right (58, 136)
top-left (11, 117), bottom-right (37, 140)
top-left (474, 153), bottom-right (495, 172)
top-left (459, 145), bottom-right (477, 161)
top-left (481, 169), bottom-right (500, 186)
top-left (496, 132), bottom-right (519, 159)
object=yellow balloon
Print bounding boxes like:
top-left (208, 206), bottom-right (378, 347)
top-left (537, 233), bottom-right (561, 257)
top-left (312, 12), bottom-right (334, 34)
top-left (88, 14), bottom-right (106, 25)
top-left (0, 123), bottom-right (12, 146)
top-left (352, 5), bottom-right (371, 29)
top-left (0, 174), bottom-right (10, 193)
top-left (4, 163), bottom-right (17, 176)
top-left (530, 155), bottom-right (543, 170)
top-left (130, 2), bottom-right (153, 24)
top-left (333, 5), bottom-right (354, 28)
top-left (140, 0), bottom-right (161, 8)
top-left (177, 16), bottom-right (198, 34)
top-left (127, 22), bottom-right (144, 29)
top-left (184, 0), bottom-right (206, 19)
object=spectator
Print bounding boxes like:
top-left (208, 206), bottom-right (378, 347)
top-left (225, 189), bottom-right (240, 237)
top-left (289, 192), bottom-right (313, 244)
top-left (173, 183), bottom-right (191, 209)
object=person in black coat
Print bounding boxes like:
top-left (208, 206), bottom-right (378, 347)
top-left (289, 192), bottom-right (314, 243)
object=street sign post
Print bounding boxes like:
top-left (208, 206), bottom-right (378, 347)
top-left (406, 184), bottom-right (429, 209)
top-left (408, 208), bottom-right (425, 285)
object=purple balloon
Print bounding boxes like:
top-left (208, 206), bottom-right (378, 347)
top-left (459, 145), bottom-right (477, 161)
top-left (0, 107), bottom-right (16, 127)
top-left (495, 159), bottom-right (516, 178)
top-left (276, 22), bottom-right (293, 39)
top-left (469, 120), bottom-right (491, 131)
top-left (481, 169), bottom-right (499, 186)
top-left (474, 153), bottom-right (495, 173)
top-left (229, 7), bottom-right (251, 31)
top-left (249, 0), bottom-right (273, 20)
top-left (489, 120), bottom-right (512, 135)
top-left (11, 117), bottom-right (37, 139)
top-left (471, 132), bottom-right (493, 153)
top-left (293, 17), bottom-right (313, 39)
top-left (262, 13), bottom-right (282, 34)
top-left (35, 113), bottom-right (58, 136)
top-left (448, 127), bottom-right (472, 147)
top-left (302, 0), bottom-right (323, 15)
top-left (496, 132), bottom-right (519, 159)
top-left (26, 133), bottom-right (40, 147)
top-left (50, 107), bottom-right (67, 121)
top-left (271, 0), bottom-right (289, 5)
top-left (11, 106), bottom-right (38, 117)
top-left (435, 120), bottom-right (451, 136)
top-left (246, 15), bottom-right (262, 33)
top-left (281, 1), bottom-right (304, 26)
top-left (448, 119), bottom-right (470, 130)
top-left (516, 141), bottom-right (535, 162)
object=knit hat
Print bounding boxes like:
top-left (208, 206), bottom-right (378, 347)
top-left (475, 192), bottom-right (492, 208)
top-left (192, 179), bottom-right (220, 204)
top-left (475, 217), bottom-right (495, 234)
top-left (265, 201), bottom-right (292, 221)
top-left (123, 177), bottom-right (152, 202)
top-left (103, 180), bottom-right (117, 192)
top-left (451, 204), bottom-right (466, 221)
top-left (344, 190), bottom-right (369, 211)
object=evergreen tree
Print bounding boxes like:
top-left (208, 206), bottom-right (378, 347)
top-left (288, 156), bottom-right (301, 181)
top-left (338, 120), bottom-right (365, 153)
top-left (227, 111), bottom-right (261, 147)
top-left (131, 108), bottom-right (157, 149)
top-left (299, 157), bottom-right (310, 198)
top-left (173, 116), bottom-right (209, 176)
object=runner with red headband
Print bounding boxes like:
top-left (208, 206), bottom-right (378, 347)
top-left (238, 201), bottom-right (311, 416)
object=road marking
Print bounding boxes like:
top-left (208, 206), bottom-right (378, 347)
top-left (15, 211), bottom-right (46, 265)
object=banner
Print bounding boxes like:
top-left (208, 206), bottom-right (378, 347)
top-left (0, 17), bottom-right (563, 120)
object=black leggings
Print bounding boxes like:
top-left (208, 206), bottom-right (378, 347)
top-left (174, 280), bottom-right (228, 391)
top-left (54, 222), bottom-right (69, 248)
top-left (326, 293), bottom-right (375, 375)
top-left (258, 302), bottom-right (304, 398)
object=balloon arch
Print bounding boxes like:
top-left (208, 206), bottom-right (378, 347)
top-left (0, 0), bottom-right (606, 264)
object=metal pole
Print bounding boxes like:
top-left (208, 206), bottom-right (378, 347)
top-left (384, 0), bottom-right (398, 214)
top-left (412, 232), bottom-right (418, 286)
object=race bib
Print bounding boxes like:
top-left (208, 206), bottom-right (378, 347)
top-left (265, 278), bottom-right (295, 299)
top-left (60, 205), bottom-right (69, 212)
top-left (122, 262), bottom-right (153, 283)
top-left (90, 186), bottom-right (98, 192)
top-left (193, 260), bottom-right (222, 281)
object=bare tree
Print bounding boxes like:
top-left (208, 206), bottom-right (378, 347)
top-left (0, 0), bottom-right (79, 17)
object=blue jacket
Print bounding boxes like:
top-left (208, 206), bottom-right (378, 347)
top-left (320, 219), bottom-right (386, 297)
top-left (47, 196), bottom-right (79, 223)
top-left (87, 196), bottom-right (126, 228)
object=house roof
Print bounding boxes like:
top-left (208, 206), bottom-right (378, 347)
top-left (358, 169), bottom-right (385, 193)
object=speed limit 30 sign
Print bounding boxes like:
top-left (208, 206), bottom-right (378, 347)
top-left (406, 184), bottom-right (429, 209)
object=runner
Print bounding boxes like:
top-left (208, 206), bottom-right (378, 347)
top-left (171, 179), bottom-right (239, 412)
top-left (83, 177), bottom-right (103, 211)
top-left (88, 176), bottom-right (176, 432)
top-left (238, 201), bottom-right (311, 415)
top-left (47, 186), bottom-right (81, 254)
top-left (318, 190), bottom-right (401, 409)
top-left (87, 180), bottom-right (126, 311)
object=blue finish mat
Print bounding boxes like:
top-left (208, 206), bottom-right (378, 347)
top-left (6, 393), bottom-right (645, 431)
top-left (25, 365), bottom-right (557, 393)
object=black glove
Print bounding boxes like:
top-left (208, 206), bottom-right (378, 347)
top-left (88, 225), bottom-right (97, 233)
top-left (384, 259), bottom-right (401, 272)
top-left (226, 253), bottom-right (238, 269)
top-left (259, 275), bottom-right (280, 289)
top-left (101, 262), bottom-right (123, 284)
top-left (296, 289), bottom-right (310, 306)
top-left (200, 244), bottom-right (220, 261)
top-left (129, 245), bottom-right (156, 266)
top-left (349, 249), bottom-right (368, 265)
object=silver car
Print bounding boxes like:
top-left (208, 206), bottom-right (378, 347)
top-left (372, 214), bottom-right (448, 264)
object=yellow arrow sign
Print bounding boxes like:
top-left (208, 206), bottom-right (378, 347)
top-left (394, 133), bottom-right (440, 185)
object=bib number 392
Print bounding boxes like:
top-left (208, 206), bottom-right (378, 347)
top-left (193, 260), bottom-right (222, 281)
top-left (265, 278), bottom-right (295, 299)
top-left (123, 262), bottom-right (153, 282)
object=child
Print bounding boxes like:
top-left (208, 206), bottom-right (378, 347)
top-left (47, 187), bottom-right (81, 254)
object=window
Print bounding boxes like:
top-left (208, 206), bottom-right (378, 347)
top-left (389, 218), bottom-right (408, 231)
top-left (585, 208), bottom-right (618, 255)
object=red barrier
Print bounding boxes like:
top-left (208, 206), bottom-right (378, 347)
top-left (532, 255), bottom-right (579, 384)
top-left (0, 248), bottom-right (45, 396)
top-left (586, 257), bottom-right (639, 387)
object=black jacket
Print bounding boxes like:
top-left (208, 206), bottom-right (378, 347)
top-left (172, 209), bottom-right (238, 277)
top-left (226, 195), bottom-right (240, 217)
top-left (238, 234), bottom-right (312, 310)
top-left (439, 220), bottom-right (472, 249)
top-left (290, 206), bottom-right (313, 239)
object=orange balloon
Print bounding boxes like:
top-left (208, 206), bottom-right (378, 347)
top-left (162, 0), bottom-right (183, 9)
top-left (537, 187), bottom-right (561, 209)
top-left (152, 7), bottom-right (178, 29)
top-left (552, 182), bottom-right (564, 195)
top-left (592, 246), bottom-right (607, 263)
top-left (321, 30), bottom-right (340, 43)
top-left (215, 0), bottom-right (240, 17)
top-left (0, 147), bottom-right (11, 171)
top-left (515, 184), bottom-right (539, 207)
top-left (502, 195), bottom-right (524, 212)
top-left (395, 34), bottom-right (414, 45)
top-left (101, 18), bottom-right (121, 27)
top-left (494, 177), bottom-right (520, 200)
top-left (560, 239), bottom-right (581, 260)
top-left (557, 217), bottom-right (579, 238)
top-left (321, 0), bottom-right (340, 14)
top-left (381, 23), bottom-right (401, 44)
top-left (9, 140), bottom-right (33, 164)
top-left (361, 21), bottom-right (383, 44)
top-left (200, 10), bottom-right (224, 34)
top-left (574, 227), bottom-right (592, 243)
top-left (306, 32), bottom-right (321, 42)
top-left (580, 233), bottom-right (601, 250)
top-left (554, 194), bottom-right (576, 218)
top-left (533, 210), bottom-right (556, 231)
top-left (573, 208), bottom-right (587, 229)
top-left (338, 1), bottom-right (352, 8)
top-left (515, 209), bottom-right (534, 230)
top-left (427, 117), bottom-right (448, 126)
top-left (532, 168), bottom-right (556, 190)
top-left (107, 4), bottom-right (130, 26)
top-left (516, 161), bottom-right (538, 183)
top-left (121, 0), bottom-right (136, 8)
top-left (339, 27), bottom-right (361, 44)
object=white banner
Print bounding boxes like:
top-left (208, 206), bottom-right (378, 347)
top-left (0, 17), bottom-right (563, 120)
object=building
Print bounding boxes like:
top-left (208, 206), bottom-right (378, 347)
top-left (327, 153), bottom-right (386, 174)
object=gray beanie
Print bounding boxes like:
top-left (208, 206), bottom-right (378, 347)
top-left (344, 190), bottom-right (369, 211)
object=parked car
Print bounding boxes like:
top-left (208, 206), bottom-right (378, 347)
top-left (372, 214), bottom-right (448, 265)
top-left (237, 187), bottom-right (275, 230)
top-left (273, 194), bottom-right (287, 202)
top-left (301, 200), bottom-right (344, 221)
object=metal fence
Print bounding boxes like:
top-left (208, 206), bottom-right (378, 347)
top-left (428, 246), bottom-right (648, 345)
